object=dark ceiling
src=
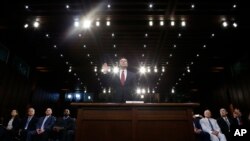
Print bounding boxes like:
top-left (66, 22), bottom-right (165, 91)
top-left (0, 0), bottom-right (246, 100)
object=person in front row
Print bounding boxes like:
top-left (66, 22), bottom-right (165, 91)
top-left (51, 109), bottom-right (76, 141)
top-left (200, 109), bottom-right (227, 141)
top-left (217, 108), bottom-right (237, 141)
top-left (102, 57), bottom-right (137, 102)
top-left (0, 109), bottom-right (21, 141)
top-left (193, 114), bottom-right (211, 141)
top-left (27, 108), bottom-right (56, 141)
top-left (19, 107), bottom-right (38, 141)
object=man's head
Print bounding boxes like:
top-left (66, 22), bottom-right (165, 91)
top-left (220, 108), bottom-right (228, 117)
top-left (204, 109), bottom-right (212, 118)
top-left (119, 58), bottom-right (128, 70)
top-left (45, 108), bottom-right (52, 116)
top-left (233, 108), bottom-right (242, 117)
top-left (11, 109), bottom-right (18, 117)
top-left (64, 109), bottom-right (70, 116)
top-left (27, 107), bottom-right (35, 117)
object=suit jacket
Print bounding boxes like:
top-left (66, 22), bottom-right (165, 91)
top-left (103, 70), bottom-right (137, 102)
top-left (53, 116), bottom-right (75, 130)
top-left (36, 116), bottom-right (56, 132)
top-left (217, 116), bottom-right (234, 134)
top-left (200, 118), bottom-right (221, 134)
top-left (21, 116), bottom-right (38, 131)
top-left (3, 116), bottom-right (21, 131)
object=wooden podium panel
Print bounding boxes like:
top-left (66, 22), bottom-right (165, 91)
top-left (71, 103), bottom-right (199, 141)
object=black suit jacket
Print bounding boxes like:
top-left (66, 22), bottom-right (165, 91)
top-left (103, 70), bottom-right (137, 102)
top-left (21, 116), bottom-right (38, 131)
top-left (3, 116), bottom-right (21, 131)
top-left (217, 117), bottom-right (233, 134)
top-left (53, 116), bottom-right (75, 131)
top-left (36, 116), bottom-right (56, 132)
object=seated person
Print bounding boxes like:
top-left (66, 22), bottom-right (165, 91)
top-left (0, 109), bottom-right (21, 141)
top-left (200, 109), bottom-right (227, 141)
top-left (27, 108), bottom-right (56, 141)
top-left (19, 107), bottom-right (38, 141)
top-left (51, 109), bottom-right (76, 141)
top-left (193, 114), bottom-right (211, 141)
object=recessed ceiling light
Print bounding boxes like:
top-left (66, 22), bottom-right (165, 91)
top-left (24, 24), bottom-right (29, 28)
top-left (106, 21), bottom-right (111, 26)
top-left (169, 54), bottom-right (172, 57)
top-left (233, 4), bottom-right (237, 8)
top-left (53, 45), bottom-right (57, 48)
top-left (196, 54), bottom-right (199, 57)
top-left (173, 44), bottom-right (177, 48)
top-left (211, 33), bottom-right (215, 37)
top-left (83, 45), bottom-right (86, 48)
top-left (149, 3), bottom-right (153, 8)
top-left (203, 45), bottom-right (206, 48)
top-left (170, 21), bottom-right (175, 26)
top-left (181, 21), bottom-right (186, 27)
top-left (66, 4), bottom-right (70, 9)
top-left (96, 21), bottom-right (100, 26)
top-left (112, 33), bottom-right (115, 37)
top-left (222, 21), bottom-right (228, 27)
top-left (191, 4), bottom-right (195, 9)
top-left (113, 44), bottom-right (116, 48)
top-left (83, 19), bottom-right (92, 29)
top-left (107, 4), bottom-right (111, 8)
top-left (178, 33), bottom-right (182, 37)
top-left (45, 34), bottom-right (49, 38)
top-left (160, 21), bottom-right (164, 26)
top-left (145, 33), bottom-right (148, 37)
top-left (74, 21), bottom-right (79, 27)
top-left (33, 21), bottom-right (39, 28)
top-left (143, 44), bottom-right (147, 48)
top-left (149, 21), bottom-right (153, 26)
top-left (25, 5), bottom-right (29, 9)
top-left (233, 22), bottom-right (238, 28)
top-left (78, 34), bottom-right (82, 37)
top-left (60, 54), bottom-right (63, 57)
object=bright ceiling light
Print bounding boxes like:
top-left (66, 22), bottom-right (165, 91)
top-left (66, 4), bottom-right (70, 9)
top-left (233, 22), bottom-right (238, 28)
top-left (96, 21), bottom-right (100, 26)
top-left (233, 4), bottom-right (237, 8)
top-left (149, 21), bottom-right (153, 26)
top-left (106, 21), bottom-right (111, 26)
top-left (74, 21), bottom-right (79, 27)
top-left (170, 21), bottom-right (175, 26)
top-left (149, 3), bottom-right (153, 8)
top-left (25, 5), bottom-right (29, 9)
top-left (160, 21), bottom-right (164, 26)
top-left (139, 66), bottom-right (146, 74)
top-left (136, 88), bottom-right (141, 94)
top-left (145, 33), bottom-right (148, 37)
top-left (222, 21), bottom-right (228, 27)
top-left (33, 21), bottom-right (39, 28)
top-left (181, 21), bottom-right (186, 27)
top-left (113, 66), bottom-right (119, 74)
top-left (83, 19), bottom-right (92, 29)
top-left (107, 4), bottom-right (111, 8)
top-left (191, 4), bottom-right (195, 9)
top-left (24, 24), bottom-right (29, 28)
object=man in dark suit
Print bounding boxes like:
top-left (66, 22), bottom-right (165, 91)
top-left (20, 107), bottom-right (38, 141)
top-left (0, 109), bottom-right (21, 141)
top-left (102, 57), bottom-right (137, 102)
top-left (27, 108), bottom-right (56, 141)
top-left (217, 108), bottom-right (236, 141)
top-left (51, 109), bottom-right (76, 141)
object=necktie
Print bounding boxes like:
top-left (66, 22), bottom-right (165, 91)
top-left (208, 119), bottom-right (214, 131)
top-left (237, 117), bottom-right (242, 125)
top-left (225, 117), bottom-right (230, 127)
top-left (120, 70), bottom-right (125, 86)
top-left (224, 117), bottom-right (230, 131)
top-left (24, 117), bottom-right (31, 130)
top-left (41, 116), bottom-right (48, 129)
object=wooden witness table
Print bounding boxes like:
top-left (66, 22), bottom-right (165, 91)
top-left (71, 103), bottom-right (199, 141)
